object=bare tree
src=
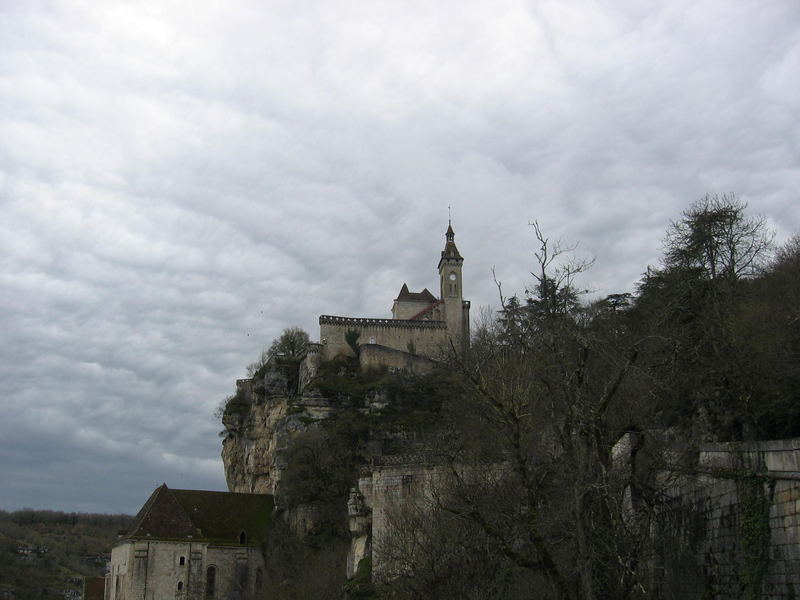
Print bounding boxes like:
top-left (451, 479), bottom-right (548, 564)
top-left (663, 194), bottom-right (773, 281)
top-left (378, 225), bottom-right (672, 600)
top-left (246, 326), bottom-right (310, 376)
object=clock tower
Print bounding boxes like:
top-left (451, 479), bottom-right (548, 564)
top-left (438, 222), bottom-right (470, 350)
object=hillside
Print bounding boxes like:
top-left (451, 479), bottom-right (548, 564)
top-left (219, 196), bottom-right (800, 599)
top-left (0, 510), bottom-right (132, 600)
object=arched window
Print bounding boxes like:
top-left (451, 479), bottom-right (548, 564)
top-left (177, 581), bottom-right (183, 591)
top-left (205, 566), bottom-right (216, 598)
top-left (179, 556), bottom-right (185, 566)
top-left (239, 531), bottom-right (247, 544)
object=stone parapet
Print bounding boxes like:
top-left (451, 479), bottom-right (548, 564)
top-left (319, 315), bottom-right (446, 329)
top-left (658, 438), bottom-right (800, 599)
top-left (319, 316), bottom-right (450, 362)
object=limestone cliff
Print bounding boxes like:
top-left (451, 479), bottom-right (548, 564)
top-left (219, 357), bottom-right (453, 599)
top-left (221, 366), bottom-right (336, 497)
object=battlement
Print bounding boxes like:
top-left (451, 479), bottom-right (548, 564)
top-left (319, 315), bottom-right (447, 329)
top-left (315, 224), bottom-right (469, 364)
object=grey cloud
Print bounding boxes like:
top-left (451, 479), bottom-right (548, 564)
top-left (1, 1), bottom-right (799, 512)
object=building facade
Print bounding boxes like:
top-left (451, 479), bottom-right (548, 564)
top-left (106, 485), bottom-right (273, 600)
top-left (310, 223), bottom-right (470, 368)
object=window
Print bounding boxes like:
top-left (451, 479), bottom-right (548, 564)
top-left (206, 566), bottom-right (216, 598)
top-left (239, 531), bottom-right (247, 544)
top-left (179, 556), bottom-right (185, 566)
top-left (177, 581), bottom-right (183, 591)
top-left (255, 567), bottom-right (263, 592)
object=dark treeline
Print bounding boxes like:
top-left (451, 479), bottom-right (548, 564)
top-left (369, 195), bottom-right (800, 600)
top-left (0, 508), bottom-right (132, 527)
top-left (619, 194), bottom-right (798, 441)
top-left (495, 194), bottom-right (800, 443)
top-left (0, 508), bottom-right (133, 599)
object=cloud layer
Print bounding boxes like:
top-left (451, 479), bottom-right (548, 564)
top-left (1, 0), bottom-right (798, 513)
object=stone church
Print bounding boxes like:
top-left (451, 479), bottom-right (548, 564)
top-left (105, 484), bottom-right (273, 600)
top-left (302, 222), bottom-right (470, 378)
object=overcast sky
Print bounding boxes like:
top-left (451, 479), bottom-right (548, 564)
top-left (1, 1), bottom-right (798, 514)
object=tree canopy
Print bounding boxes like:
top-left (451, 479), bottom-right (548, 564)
top-left (246, 326), bottom-right (310, 376)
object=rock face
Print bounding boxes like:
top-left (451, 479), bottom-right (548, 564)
top-left (220, 365), bottom-right (352, 600)
top-left (221, 362), bottom-right (800, 599)
top-left (221, 395), bottom-right (287, 495)
top-left (221, 368), bottom-right (336, 497)
top-left (219, 358), bottom-right (444, 597)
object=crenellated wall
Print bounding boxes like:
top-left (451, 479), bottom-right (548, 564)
top-left (318, 315), bottom-right (448, 362)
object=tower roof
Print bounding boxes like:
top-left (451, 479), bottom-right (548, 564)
top-left (439, 222), bottom-right (462, 268)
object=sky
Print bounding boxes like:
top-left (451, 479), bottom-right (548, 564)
top-left (1, 1), bottom-right (798, 514)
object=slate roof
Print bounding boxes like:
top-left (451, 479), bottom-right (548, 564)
top-left (439, 223), bottom-right (463, 267)
top-left (122, 484), bottom-right (274, 546)
top-left (395, 283), bottom-right (437, 303)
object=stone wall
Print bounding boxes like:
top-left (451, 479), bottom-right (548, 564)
top-left (391, 299), bottom-right (442, 320)
top-left (358, 344), bottom-right (438, 374)
top-left (319, 315), bottom-right (448, 361)
top-left (353, 463), bottom-right (439, 580)
top-left (107, 540), bottom-right (264, 600)
top-left (660, 438), bottom-right (800, 599)
top-left (351, 440), bottom-right (800, 595)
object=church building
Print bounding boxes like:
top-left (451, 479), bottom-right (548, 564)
top-left (105, 484), bottom-right (273, 600)
top-left (302, 223), bottom-right (470, 377)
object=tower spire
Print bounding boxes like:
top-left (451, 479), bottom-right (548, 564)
top-left (445, 211), bottom-right (455, 242)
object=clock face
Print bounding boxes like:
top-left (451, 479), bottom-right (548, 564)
top-left (449, 272), bottom-right (457, 281)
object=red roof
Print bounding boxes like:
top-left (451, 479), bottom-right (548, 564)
top-left (409, 299), bottom-right (443, 320)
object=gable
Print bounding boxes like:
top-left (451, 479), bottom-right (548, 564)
top-left (395, 283), bottom-right (437, 303)
top-left (126, 484), bottom-right (199, 539)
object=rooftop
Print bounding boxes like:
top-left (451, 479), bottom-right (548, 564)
top-left (122, 484), bottom-right (274, 546)
top-left (395, 283), bottom-right (437, 303)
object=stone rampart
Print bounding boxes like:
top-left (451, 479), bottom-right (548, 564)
top-left (358, 344), bottom-right (439, 374)
top-left (358, 464), bottom-right (440, 579)
top-left (319, 315), bottom-right (448, 362)
top-left (355, 439), bottom-right (800, 594)
top-left (660, 438), bottom-right (800, 599)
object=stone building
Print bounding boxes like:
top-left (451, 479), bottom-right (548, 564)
top-left (304, 222), bottom-right (470, 377)
top-left (106, 484), bottom-right (273, 600)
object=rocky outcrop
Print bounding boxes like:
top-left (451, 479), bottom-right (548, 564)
top-left (219, 359), bottom-right (451, 598)
top-left (220, 362), bottom-right (373, 599)
top-left (221, 368), bottom-right (336, 496)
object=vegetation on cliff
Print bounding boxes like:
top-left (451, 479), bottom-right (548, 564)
top-left (221, 195), bottom-right (799, 599)
top-left (373, 196), bottom-right (799, 600)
